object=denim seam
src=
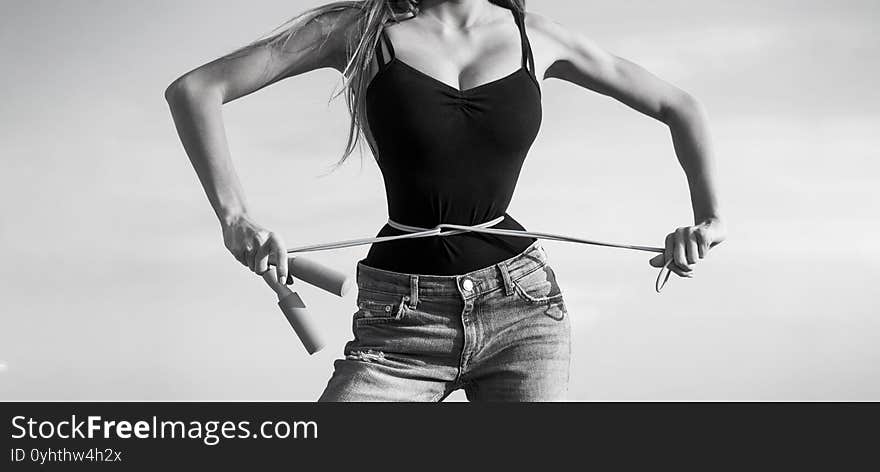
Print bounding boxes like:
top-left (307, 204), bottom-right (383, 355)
top-left (409, 275), bottom-right (419, 309)
top-left (511, 281), bottom-right (565, 305)
top-left (356, 287), bottom-right (411, 297)
top-left (497, 263), bottom-right (515, 296)
top-left (509, 263), bottom-right (565, 305)
top-left (509, 258), bottom-right (549, 284)
top-left (353, 294), bottom-right (410, 325)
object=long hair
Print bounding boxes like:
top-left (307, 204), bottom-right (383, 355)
top-left (225, 0), bottom-right (525, 168)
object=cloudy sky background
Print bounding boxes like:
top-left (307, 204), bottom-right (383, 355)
top-left (1, 0), bottom-right (878, 400)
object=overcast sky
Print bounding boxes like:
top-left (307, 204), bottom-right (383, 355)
top-left (1, 0), bottom-right (878, 400)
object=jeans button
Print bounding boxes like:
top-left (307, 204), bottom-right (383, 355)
top-left (461, 278), bottom-right (474, 292)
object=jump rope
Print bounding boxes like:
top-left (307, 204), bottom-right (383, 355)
top-left (260, 216), bottom-right (674, 354)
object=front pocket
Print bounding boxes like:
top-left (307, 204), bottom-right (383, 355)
top-left (512, 264), bottom-right (565, 304)
top-left (353, 290), bottom-right (411, 325)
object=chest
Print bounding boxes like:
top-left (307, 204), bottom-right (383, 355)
top-left (365, 60), bottom-right (542, 156)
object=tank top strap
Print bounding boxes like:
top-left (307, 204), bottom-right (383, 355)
top-left (511, 8), bottom-right (536, 78)
top-left (375, 27), bottom-right (396, 67)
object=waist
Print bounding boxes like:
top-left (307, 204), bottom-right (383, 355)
top-left (377, 212), bottom-right (525, 237)
top-left (361, 213), bottom-right (537, 275)
top-left (357, 239), bottom-right (546, 298)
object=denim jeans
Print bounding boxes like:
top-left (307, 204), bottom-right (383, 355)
top-left (318, 240), bottom-right (571, 402)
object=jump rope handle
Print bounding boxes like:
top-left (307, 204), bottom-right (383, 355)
top-left (289, 256), bottom-right (354, 297)
top-left (262, 257), bottom-right (354, 355)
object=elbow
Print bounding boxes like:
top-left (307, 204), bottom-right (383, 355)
top-left (165, 73), bottom-right (215, 105)
top-left (164, 75), bottom-right (195, 105)
top-left (660, 91), bottom-right (705, 125)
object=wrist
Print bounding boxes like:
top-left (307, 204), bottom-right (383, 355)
top-left (695, 213), bottom-right (723, 226)
top-left (217, 207), bottom-right (248, 229)
top-left (692, 201), bottom-right (722, 226)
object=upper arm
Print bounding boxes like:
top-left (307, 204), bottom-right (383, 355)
top-left (526, 12), bottom-right (697, 122)
top-left (166, 6), bottom-right (361, 104)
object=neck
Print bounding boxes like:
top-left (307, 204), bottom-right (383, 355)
top-left (419, 0), bottom-right (495, 29)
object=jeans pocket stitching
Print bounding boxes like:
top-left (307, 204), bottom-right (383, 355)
top-left (512, 282), bottom-right (565, 305)
top-left (354, 294), bottom-right (410, 326)
top-left (511, 266), bottom-right (565, 305)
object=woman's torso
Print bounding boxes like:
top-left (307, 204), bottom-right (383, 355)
top-left (362, 7), bottom-right (542, 275)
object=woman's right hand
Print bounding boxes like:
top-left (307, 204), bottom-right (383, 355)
top-left (221, 214), bottom-right (289, 286)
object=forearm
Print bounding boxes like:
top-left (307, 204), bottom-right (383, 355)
top-left (165, 82), bottom-right (248, 227)
top-left (664, 97), bottom-right (722, 224)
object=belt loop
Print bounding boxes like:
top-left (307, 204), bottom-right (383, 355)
top-left (409, 275), bottom-right (419, 308)
top-left (497, 263), bottom-right (514, 296)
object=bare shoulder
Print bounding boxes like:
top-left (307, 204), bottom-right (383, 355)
top-left (315, 3), bottom-right (363, 37)
top-left (522, 10), bottom-right (596, 70)
top-left (523, 10), bottom-right (614, 70)
top-left (271, 3), bottom-right (364, 73)
top-left (323, 5), bottom-right (365, 71)
top-left (522, 10), bottom-right (578, 47)
top-left (520, 10), bottom-right (588, 76)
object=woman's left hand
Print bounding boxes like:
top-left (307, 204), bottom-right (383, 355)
top-left (649, 217), bottom-right (727, 278)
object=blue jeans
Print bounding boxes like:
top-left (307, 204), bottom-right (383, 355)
top-left (318, 240), bottom-right (571, 402)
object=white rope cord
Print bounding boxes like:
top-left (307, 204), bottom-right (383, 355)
top-left (286, 216), bottom-right (675, 293)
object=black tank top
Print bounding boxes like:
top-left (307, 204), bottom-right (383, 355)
top-left (362, 7), bottom-right (541, 275)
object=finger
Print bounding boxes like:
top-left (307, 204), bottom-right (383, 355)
top-left (664, 232), bottom-right (674, 269)
top-left (686, 228), bottom-right (700, 264)
top-left (656, 257), bottom-right (692, 279)
top-left (665, 256), bottom-right (693, 278)
top-left (269, 233), bottom-right (288, 285)
top-left (672, 266), bottom-right (694, 278)
top-left (254, 240), bottom-right (271, 275)
top-left (673, 228), bottom-right (692, 272)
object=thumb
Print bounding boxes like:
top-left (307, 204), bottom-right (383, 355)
top-left (275, 250), bottom-right (289, 286)
top-left (269, 237), bottom-right (289, 286)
